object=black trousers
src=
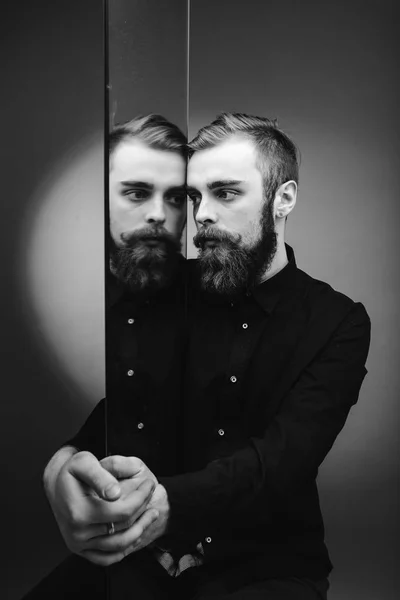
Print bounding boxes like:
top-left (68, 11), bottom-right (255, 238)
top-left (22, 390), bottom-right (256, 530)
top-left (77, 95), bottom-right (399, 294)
top-left (22, 551), bottom-right (329, 600)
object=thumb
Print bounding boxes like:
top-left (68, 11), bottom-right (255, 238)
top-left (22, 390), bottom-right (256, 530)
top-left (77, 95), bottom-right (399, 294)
top-left (67, 451), bottom-right (122, 501)
top-left (100, 455), bottom-right (144, 479)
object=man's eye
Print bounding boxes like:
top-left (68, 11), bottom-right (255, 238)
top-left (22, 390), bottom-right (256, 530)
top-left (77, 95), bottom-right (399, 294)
top-left (124, 190), bottom-right (149, 201)
top-left (216, 190), bottom-right (238, 201)
top-left (168, 195), bottom-right (186, 206)
top-left (188, 194), bottom-right (200, 204)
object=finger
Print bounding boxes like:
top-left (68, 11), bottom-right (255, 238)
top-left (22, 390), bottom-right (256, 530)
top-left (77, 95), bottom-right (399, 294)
top-left (100, 456), bottom-right (144, 479)
top-left (87, 509), bottom-right (159, 553)
top-left (69, 519), bottom-right (127, 544)
top-left (67, 452), bottom-right (121, 501)
top-left (76, 499), bottom-right (149, 542)
top-left (85, 477), bottom-right (156, 525)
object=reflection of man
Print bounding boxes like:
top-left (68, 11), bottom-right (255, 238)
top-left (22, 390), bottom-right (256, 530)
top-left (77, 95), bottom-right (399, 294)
top-left (24, 115), bottom-right (188, 598)
top-left (108, 118), bottom-right (186, 295)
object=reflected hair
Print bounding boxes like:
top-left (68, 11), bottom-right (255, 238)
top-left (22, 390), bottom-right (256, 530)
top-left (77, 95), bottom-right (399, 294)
top-left (109, 114), bottom-right (187, 162)
top-left (188, 112), bottom-right (299, 202)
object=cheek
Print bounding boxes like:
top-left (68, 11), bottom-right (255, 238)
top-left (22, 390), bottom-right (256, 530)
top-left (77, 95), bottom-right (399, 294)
top-left (166, 208), bottom-right (186, 235)
top-left (110, 204), bottom-right (144, 234)
top-left (224, 206), bottom-right (260, 240)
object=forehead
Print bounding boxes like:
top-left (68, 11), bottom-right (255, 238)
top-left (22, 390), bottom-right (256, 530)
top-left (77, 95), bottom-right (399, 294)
top-left (110, 139), bottom-right (186, 186)
top-left (188, 136), bottom-right (261, 187)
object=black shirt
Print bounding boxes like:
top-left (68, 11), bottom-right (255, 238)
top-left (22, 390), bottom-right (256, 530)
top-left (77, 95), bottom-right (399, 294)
top-left (70, 245), bottom-right (371, 580)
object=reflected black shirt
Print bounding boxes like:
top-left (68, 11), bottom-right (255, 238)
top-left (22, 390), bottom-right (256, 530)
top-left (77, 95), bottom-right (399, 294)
top-left (69, 262), bottom-right (187, 477)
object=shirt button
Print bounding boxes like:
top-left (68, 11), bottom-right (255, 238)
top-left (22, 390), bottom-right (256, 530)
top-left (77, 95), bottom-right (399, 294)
top-left (205, 536), bottom-right (212, 543)
top-left (230, 375), bottom-right (237, 383)
top-left (127, 369), bottom-right (134, 376)
top-left (242, 323), bottom-right (248, 329)
top-left (218, 429), bottom-right (225, 436)
top-left (137, 422), bottom-right (144, 430)
top-left (127, 318), bottom-right (135, 324)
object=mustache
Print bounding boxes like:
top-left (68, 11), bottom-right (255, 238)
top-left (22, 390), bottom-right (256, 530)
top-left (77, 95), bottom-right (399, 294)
top-left (120, 226), bottom-right (180, 250)
top-left (193, 227), bottom-right (242, 249)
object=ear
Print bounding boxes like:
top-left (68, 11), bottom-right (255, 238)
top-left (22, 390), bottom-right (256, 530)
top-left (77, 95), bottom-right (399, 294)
top-left (274, 180), bottom-right (297, 220)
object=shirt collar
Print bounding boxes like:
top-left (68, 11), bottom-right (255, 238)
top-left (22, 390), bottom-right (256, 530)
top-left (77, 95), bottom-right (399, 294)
top-left (250, 244), bottom-right (298, 314)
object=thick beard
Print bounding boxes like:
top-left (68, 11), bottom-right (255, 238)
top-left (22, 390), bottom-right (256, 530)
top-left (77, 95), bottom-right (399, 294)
top-left (109, 226), bottom-right (182, 296)
top-left (193, 201), bottom-right (277, 297)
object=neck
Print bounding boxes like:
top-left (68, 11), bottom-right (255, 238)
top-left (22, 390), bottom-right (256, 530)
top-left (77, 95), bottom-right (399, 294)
top-left (259, 231), bottom-right (288, 283)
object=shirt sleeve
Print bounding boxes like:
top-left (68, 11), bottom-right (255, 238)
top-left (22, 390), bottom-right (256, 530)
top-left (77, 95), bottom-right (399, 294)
top-left (159, 301), bottom-right (371, 538)
top-left (64, 398), bottom-right (107, 459)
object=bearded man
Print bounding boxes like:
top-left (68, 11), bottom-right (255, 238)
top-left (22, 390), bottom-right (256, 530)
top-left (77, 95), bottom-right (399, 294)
top-left (26, 114), bottom-right (371, 600)
top-left (153, 113), bottom-right (371, 598)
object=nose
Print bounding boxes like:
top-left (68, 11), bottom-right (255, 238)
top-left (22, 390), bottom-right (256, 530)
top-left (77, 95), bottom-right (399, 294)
top-left (195, 196), bottom-right (217, 227)
top-left (145, 196), bottom-right (166, 225)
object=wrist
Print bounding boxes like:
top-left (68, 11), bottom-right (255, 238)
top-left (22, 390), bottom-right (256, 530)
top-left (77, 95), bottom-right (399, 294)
top-left (148, 484), bottom-right (170, 530)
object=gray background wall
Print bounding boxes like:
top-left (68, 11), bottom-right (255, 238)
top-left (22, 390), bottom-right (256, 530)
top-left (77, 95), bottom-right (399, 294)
top-left (0, 3), bottom-right (104, 598)
top-left (188, 1), bottom-right (399, 598)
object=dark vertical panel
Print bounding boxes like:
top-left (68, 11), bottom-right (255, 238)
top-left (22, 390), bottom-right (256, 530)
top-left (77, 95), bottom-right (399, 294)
top-left (109, 0), bottom-right (187, 130)
top-left (189, 1), bottom-right (399, 597)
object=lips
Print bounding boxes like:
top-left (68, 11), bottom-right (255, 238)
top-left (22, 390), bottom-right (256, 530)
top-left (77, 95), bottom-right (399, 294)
top-left (143, 238), bottom-right (166, 246)
top-left (204, 240), bottom-right (218, 248)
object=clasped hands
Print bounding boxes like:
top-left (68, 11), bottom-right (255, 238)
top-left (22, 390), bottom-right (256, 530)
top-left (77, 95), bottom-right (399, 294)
top-left (45, 450), bottom-right (169, 566)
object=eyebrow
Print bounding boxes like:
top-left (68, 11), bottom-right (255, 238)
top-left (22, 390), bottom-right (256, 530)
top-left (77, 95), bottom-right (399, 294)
top-left (208, 180), bottom-right (243, 190)
top-left (187, 180), bottom-right (244, 194)
top-left (165, 186), bottom-right (187, 197)
top-left (120, 181), bottom-right (186, 195)
top-left (120, 181), bottom-right (154, 189)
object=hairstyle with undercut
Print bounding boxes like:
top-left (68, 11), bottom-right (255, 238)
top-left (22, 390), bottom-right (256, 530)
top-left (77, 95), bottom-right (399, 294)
top-left (188, 112), bottom-right (299, 202)
top-left (109, 114), bottom-right (187, 163)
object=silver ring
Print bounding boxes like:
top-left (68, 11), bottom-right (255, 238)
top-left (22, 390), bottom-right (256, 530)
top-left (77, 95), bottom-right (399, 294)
top-left (107, 522), bottom-right (115, 536)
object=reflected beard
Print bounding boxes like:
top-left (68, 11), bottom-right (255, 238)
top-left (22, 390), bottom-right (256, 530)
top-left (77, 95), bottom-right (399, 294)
top-left (193, 202), bottom-right (277, 297)
top-left (109, 226), bottom-right (181, 294)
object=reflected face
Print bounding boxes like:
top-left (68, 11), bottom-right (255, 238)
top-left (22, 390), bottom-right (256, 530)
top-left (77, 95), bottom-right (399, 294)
top-left (110, 139), bottom-right (186, 244)
top-left (187, 136), bottom-right (277, 295)
top-left (109, 139), bottom-right (186, 292)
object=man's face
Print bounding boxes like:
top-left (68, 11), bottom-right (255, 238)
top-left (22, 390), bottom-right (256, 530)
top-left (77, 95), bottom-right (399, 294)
top-left (187, 136), bottom-right (277, 295)
top-left (109, 139), bottom-right (186, 292)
